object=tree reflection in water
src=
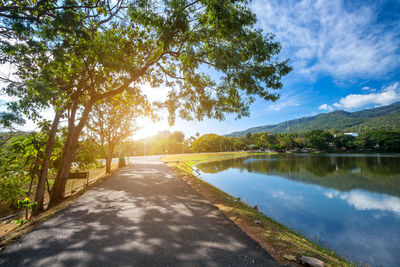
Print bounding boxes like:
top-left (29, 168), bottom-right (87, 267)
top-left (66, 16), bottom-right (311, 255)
top-left (197, 154), bottom-right (400, 197)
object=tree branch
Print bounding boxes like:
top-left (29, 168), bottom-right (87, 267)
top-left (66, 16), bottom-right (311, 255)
top-left (156, 62), bottom-right (185, 80)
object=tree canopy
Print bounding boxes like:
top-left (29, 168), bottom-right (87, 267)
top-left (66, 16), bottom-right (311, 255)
top-left (192, 134), bottom-right (233, 153)
top-left (1, 0), bottom-right (291, 207)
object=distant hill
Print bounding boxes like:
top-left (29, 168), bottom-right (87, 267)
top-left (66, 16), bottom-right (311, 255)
top-left (226, 101), bottom-right (400, 137)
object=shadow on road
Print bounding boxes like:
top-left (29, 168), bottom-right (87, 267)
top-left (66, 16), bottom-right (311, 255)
top-left (1, 162), bottom-right (279, 266)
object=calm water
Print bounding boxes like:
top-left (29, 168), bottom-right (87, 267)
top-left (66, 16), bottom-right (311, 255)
top-left (196, 154), bottom-right (400, 267)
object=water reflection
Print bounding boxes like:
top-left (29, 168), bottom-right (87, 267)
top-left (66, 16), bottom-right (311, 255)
top-left (196, 154), bottom-right (400, 267)
top-left (197, 154), bottom-right (400, 197)
top-left (326, 189), bottom-right (400, 215)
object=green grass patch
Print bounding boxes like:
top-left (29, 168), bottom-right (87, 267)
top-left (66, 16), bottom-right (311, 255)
top-left (163, 152), bottom-right (250, 167)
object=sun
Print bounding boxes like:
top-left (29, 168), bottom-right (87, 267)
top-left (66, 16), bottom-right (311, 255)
top-left (131, 117), bottom-right (172, 140)
top-left (129, 83), bottom-right (173, 140)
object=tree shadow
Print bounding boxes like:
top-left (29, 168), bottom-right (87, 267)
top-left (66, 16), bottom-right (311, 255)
top-left (0, 163), bottom-right (279, 266)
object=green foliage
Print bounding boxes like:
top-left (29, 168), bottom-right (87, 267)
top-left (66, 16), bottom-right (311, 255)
top-left (0, 125), bottom-right (64, 206)
top-left (0, 174), bottom-right (27, 204)
top-left (359, 131), bottom-right (400, 152)
top-left (170, 131), bottom-right (185, 143)
top-left (12, 197), bottom-right (37, 225)
top-left (86, 92), bottom-right (150, 170)
top-left (95, 160), bottom-right (105, 169)
top-left (74, 139), bottom-right (101, 170)
top-left (12, 219), bottom-right (28, 226)
top-left (3, 0), bottom-right (291, 127)
top-left (0, 112), bottom-right (25, 128)
top-left (0, 133), bottom-right (44, 204)
top-left (334, 134), bottom-right (356, 150)
top-left (192, 134), bottom-right (234, 153)
top-left (17, 197), bottom-right (37, 210)
top-left (2, 0), bottom-right (291, 202)
top-left (219, 129), bottom-right (400, 152)
top-left (307, 130), bottom-right (334, 151)
top-left (124, 131), bottom-right (192, 156)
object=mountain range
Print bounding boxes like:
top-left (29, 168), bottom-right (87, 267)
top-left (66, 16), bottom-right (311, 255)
top-left (226, 101), bottom-right (400, 137)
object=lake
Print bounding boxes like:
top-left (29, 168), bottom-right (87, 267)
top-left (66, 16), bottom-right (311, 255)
top-left (196, 153), bottom-right (400, 267)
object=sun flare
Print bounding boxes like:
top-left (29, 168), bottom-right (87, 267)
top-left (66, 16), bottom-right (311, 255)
top-left (132, 117), bottom-right (172, 140)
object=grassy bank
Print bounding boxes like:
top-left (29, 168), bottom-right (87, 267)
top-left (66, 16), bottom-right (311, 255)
top-left (162, 151), bottom-right (251, 166)
top-left (162, 152), bottom-right (352, 267)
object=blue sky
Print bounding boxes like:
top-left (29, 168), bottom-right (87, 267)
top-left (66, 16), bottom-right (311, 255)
top-left (147, 0), bottom-right (400, 139)
top-left (1, 0), bottom-right (400, 139)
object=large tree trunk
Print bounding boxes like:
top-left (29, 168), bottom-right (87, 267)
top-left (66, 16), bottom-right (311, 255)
top-left (49, 105), bottom-right (92, 207)
top-left (105, 142), bottom-right (115, 174)
top-left (48, 129), bottom-right (79, 206)
top-left (32, 112), bottom-right (61, 216)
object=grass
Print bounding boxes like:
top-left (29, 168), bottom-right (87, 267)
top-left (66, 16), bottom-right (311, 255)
top-left (56, 162), bottom-right (118, 196)
top-left (162, 152), bottom-right (353, 267)
top-left (163, 151), bottom-right (252, 167)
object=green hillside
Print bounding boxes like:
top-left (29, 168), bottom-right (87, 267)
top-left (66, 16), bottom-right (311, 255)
top-left (227, 101), bottom-right (400, 137)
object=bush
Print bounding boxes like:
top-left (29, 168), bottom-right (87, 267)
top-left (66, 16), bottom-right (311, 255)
top-left (95, 160), bottom-right (105, 168)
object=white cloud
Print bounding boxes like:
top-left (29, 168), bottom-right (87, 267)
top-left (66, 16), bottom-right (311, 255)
top-left (318, 104), bottom-right (334, 112)
top-left (325, 189), bottom-right (400, 215)
top-left (342, 191), bottom-right (400, 215)
top-left (272, 190), bottom-right (304, 202)
top-left (324, 191), bottom-right (339, 199)
top-left (265, 88), bottom-right (311, 111)
top-left (333, 82), bottom-right (400, 110)
top-left (361, 86), bottom-right (376, 92)
top-left (252, 0), bottom-right (400, 81)
top-left (267, 100), bottom-right (300, 111)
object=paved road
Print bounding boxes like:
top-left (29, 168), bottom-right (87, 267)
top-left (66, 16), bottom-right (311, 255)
top-left (0, 156), bottom-right (279, 266)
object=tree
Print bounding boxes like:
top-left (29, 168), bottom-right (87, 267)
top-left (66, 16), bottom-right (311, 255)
top-left (1, 0), bottom-right (123, 212)
top-left (334, 134), bottom-right (356, 150)
top-left (263, 134), bottom-right (279, 149)
top-left (0, 127), bottom-right (50, 209)
top-left (192, 134), bottom-right (233, 153)
top-left (2, 0), bottom-right (291, 207)
top-left (277, 133), bottom-right (295, 150)
top-left (0, 1), bottom-right (117, 39)
top-left (307, 130), bottom-right (334, 151)
top-left (170, 131), bottom-right (185, 143)
top-left (87, 92), bottom-right (150, 173)
top-left (359, 131), bottom-right (400, 152)
top-left (257, 133), bottom-right (267, 148)
top-left (245, 132), bottom-right (252, 143)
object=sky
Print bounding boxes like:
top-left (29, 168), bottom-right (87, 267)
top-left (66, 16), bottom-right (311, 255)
top-left (133, 0), bottom-right (400, 139)
top-left (1, 0), bottom-right (400, 139)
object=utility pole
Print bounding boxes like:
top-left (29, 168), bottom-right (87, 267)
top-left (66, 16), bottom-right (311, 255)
top-left (144, 142), bottom-right (146, 157)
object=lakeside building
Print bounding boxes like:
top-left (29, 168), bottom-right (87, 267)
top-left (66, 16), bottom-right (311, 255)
top-left (344, 133), bottom-right (359, 137)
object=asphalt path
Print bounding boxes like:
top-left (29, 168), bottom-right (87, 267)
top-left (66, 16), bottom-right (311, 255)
top-left (0, 156), bottom-right (279, 266)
